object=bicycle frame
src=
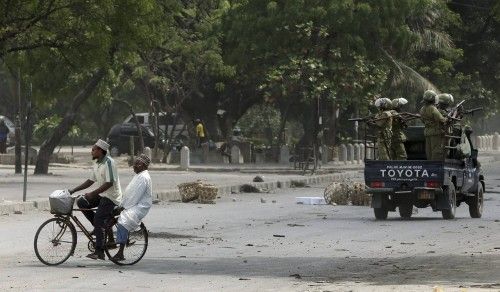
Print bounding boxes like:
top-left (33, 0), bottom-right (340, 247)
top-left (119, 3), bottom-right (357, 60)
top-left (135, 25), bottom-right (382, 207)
top-left (54, 209), bottom-right (96, 245)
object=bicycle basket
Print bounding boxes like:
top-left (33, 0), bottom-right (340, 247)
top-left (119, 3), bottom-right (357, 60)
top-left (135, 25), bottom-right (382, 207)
top-left (49, 190), bottom-right (75, 215)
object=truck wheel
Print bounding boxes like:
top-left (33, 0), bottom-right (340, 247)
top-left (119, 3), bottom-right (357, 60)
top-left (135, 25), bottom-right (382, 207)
top-left (441, 184), bottom-right (457, 220)
top-left (374, 207), bottom-right (388, 220)
top-left (399, 203), bottom-right (413, 219)
top-left (469, 182), bottom-right (484, 218)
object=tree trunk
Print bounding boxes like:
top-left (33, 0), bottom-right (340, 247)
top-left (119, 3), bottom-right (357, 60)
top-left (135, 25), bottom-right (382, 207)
top-left (34, 69), bottom-right (106, 174)
top-left (326, 102), bottom-right (338, 146)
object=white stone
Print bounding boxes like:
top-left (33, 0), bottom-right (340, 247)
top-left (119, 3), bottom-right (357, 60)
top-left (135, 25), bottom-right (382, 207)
top-left (180, 146), bottom-right (190, 170)
top-left (279, 145), bottom-right (290, 164)
top-left (340, 144), bottom-right (347, 164)
top-left (347, 143), bottom-right (354, 164)
top-left (321, 145), bottom-right (328, 165)
top-left (231, 145), bottom-right (243, 164)
top-left (494, 132), bottom-right (499, 151)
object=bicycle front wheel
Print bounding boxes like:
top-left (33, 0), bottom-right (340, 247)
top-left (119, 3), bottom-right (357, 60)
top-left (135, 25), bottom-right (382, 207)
top-left (105, 223), bottom-right (148, 266)
top-left (34, 217), bottom-right (77, 266)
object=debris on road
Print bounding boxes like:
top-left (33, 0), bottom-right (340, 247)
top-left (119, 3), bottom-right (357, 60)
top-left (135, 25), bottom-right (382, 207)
top-left (290, 180), bottom-right (308, 188)
top-left (289, 274), bottom-right (302, 279)
top-left (296, 197), bottom-right (326, 205)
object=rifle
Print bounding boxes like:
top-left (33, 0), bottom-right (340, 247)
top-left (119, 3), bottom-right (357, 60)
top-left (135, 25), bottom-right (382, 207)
top-left (463, 107), bottom-right (483, 115)
top-left (447, 100), bottom-right (465, 120)
top-left (348, 116), bottom-right (373, 122)
top-left (398, 112), bottom-right (420, 121)
top-left (349, 115), bottom-right (389, 125)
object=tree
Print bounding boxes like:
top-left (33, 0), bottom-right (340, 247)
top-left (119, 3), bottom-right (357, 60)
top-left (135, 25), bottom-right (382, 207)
top-left (222, 0), bottom-right (453, 145)
top-left (1, 0), bottom-right (166, 173)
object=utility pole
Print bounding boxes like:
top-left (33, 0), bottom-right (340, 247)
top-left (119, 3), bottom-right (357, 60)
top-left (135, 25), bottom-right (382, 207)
top-left (23, 84), bottom-right (32, 202)
top-left (15, 68), bottom-right (22, 174)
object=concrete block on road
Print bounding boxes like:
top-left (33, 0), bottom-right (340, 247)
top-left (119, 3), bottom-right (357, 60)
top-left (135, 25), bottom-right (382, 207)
top-left (156, 190), bottom-right (181, 202)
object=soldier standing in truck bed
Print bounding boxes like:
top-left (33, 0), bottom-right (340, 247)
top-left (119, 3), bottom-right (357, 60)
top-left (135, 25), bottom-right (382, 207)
top-left (373, 98), bottom-right (393, 160)
top-left (437, 93), bottom-right (454, 115)
top-left (420, 90), bottom-right (448, 160)
top-left (390, 98), bottom-right (408, 160)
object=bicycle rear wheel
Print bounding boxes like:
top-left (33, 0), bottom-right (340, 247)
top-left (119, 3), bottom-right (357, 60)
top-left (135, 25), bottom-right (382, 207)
top-left (34, 217), bottom-right (77, 266)
top-left (105, 223), bottom-right (148, 266)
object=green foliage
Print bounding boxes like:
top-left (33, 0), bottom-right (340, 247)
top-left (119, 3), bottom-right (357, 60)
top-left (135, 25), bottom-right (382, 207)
top-left (1, 0), bottom-right (500, 151)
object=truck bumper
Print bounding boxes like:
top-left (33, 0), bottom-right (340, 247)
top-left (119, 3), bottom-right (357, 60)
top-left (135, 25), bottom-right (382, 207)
top-left (368, 187), bottom-right (444, 209)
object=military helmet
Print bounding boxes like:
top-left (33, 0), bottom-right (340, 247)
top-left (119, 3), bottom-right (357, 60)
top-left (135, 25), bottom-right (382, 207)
top-left (437, 93), bottom-right (454, 106)
top-left (374, 98), bottom-right (392, 109)
top-left (422, 90), bottom-right (438, 103)
top-left (391, 98), bottom-right (408, 108)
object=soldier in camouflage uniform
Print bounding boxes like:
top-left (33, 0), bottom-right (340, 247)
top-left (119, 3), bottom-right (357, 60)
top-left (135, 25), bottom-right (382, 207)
top-left (437, 93), bottom-right (454, 115)
top-left (419, 90), bottom-right (448, 160)
top-left (373, 98), bottom-right (393, 160)
top-left (390, 98), bottom-right (408, 160)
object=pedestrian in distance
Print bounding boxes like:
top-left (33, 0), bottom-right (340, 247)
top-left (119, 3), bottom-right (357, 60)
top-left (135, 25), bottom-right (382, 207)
top-left (0, 117), bottom-right (10, 154)
top-left (111, 153), bottom-right (153, 262)
top-left (390, 98), bottom-right (409, 160)
top-left (419, 90), bottom-right (449, 161)
top-left (195, 119), bottom-right (207, 148)
top-left (69, 139), bottom-right (123, 260)
top-left (373, 97), bottom-right (393, 160)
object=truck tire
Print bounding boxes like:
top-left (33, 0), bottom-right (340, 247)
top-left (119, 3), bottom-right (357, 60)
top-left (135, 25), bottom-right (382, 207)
top-left (374, 207), bottom-right (388, 220)
top-left (441, 184), bottom-right (456, 220)
top-left (399, 203), bottom-right (413, 219)
top-left (469, 182), bottom-right (484, 218)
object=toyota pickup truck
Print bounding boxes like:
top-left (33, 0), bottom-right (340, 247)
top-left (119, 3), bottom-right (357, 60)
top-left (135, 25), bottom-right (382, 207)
top-left (364, 126), bottom-right (484, 220)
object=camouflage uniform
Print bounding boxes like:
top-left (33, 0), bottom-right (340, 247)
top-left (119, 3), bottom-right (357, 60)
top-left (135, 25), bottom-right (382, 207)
top-left (373, 98), bottom-right (393, 160)
top-left (390, 98), bottom-right (408, 160)
top-left (420, 90), bottom-right (448, 160)
top-left (437, 93), bottom-right (454, 116)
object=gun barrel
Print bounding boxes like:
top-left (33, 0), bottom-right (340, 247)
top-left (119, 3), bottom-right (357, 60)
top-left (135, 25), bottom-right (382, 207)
top-left (465, 107), bottom-right (483, 114)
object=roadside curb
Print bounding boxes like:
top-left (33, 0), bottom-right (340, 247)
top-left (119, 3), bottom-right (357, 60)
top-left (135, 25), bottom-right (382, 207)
top-left (155, 170), bottom-right (362, 202)
top-left (0, 170), bottom-right (362, 215)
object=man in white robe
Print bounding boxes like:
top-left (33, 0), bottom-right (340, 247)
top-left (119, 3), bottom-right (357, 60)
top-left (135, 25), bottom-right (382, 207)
top-left (112, 153), bottom-right (153, 261)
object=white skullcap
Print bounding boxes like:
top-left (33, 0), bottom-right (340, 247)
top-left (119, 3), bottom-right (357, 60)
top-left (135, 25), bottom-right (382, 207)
top-left (94, 139), bottom-right (110, 152)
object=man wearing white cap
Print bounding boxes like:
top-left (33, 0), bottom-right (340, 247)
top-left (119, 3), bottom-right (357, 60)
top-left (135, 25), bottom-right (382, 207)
top-left (69, 139), bottom-right (122, 260)
top-left (111, 153), bottom-right (153, 261)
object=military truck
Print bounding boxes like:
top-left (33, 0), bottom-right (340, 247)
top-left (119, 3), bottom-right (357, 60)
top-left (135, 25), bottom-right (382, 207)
top-left (364, 125), bottom-right (484, 220)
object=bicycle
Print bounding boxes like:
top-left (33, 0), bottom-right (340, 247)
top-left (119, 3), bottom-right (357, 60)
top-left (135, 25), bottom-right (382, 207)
top-left (34, 197), bottom-right (148, 266)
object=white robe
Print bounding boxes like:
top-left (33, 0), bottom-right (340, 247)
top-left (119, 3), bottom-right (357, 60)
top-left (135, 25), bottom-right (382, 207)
top-left (118, 170), bottom-right (153, 231)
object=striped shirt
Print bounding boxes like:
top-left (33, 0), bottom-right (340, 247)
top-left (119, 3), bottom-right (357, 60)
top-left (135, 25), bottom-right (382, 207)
top-left (90, 155), bottom-right (122, 205)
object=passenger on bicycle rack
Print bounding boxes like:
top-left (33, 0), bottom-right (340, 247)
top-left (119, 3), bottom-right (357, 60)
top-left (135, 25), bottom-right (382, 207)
top-left (112, 153), bottom-right (153, 262)
top-left (69, 139), bottom-right (123, 260)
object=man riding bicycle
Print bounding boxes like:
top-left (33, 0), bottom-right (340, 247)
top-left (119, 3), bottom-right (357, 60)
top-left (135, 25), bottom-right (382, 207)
top-left (69, 139), bottom-right (122, 260)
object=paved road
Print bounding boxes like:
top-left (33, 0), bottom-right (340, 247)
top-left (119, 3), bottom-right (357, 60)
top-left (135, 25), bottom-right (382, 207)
top-left (1, 161), bottom-right (500, 291)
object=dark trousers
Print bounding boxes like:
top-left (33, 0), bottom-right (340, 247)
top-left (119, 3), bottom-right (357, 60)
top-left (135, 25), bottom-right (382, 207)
top-left (77, 196), bottom-right (116, 251)
top-left (0, 140), bottom-right (6, 153)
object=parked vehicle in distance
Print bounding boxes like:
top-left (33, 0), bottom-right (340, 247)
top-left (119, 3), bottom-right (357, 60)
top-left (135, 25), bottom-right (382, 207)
top-left (106, 123), bottom-right (164, 157)
top-left (0, 115), bottom-right (16, 146)
top-left (122, 112), bottom-right (188, 140)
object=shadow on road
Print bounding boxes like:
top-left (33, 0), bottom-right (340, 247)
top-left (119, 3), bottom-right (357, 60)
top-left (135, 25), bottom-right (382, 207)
top-left (40, 253), bottom-right (496, 287)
